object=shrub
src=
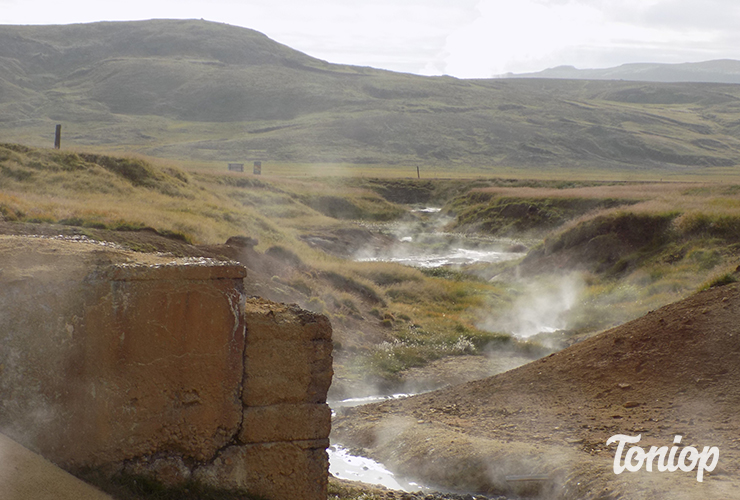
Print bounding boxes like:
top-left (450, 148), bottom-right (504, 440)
top-left (266, 245), bottom-right (304, 268)
top-left (702, 272), bottom-right (739, 289)
top-left (320, 271), bottom-right (385, 305)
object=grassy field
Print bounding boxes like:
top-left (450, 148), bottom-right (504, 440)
top-left (446, 181), bottom-right (740, 341)
top-left (0, 144), bottom-right (545, 389)
top-left (3, 143), bottom-right (740, 389)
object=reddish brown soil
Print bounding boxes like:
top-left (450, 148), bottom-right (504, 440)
top-left (333, 283), bottom-right (740, 499)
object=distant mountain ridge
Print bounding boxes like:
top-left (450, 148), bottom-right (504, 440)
top-left (2, 19), bottom-right (740, 172)
top-left (504, 59), bottom-right (740, 84)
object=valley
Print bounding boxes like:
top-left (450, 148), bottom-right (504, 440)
top-left (3, 143), bottom-right (740, 498)
top-left (2, 18), bottom-right (740, 500)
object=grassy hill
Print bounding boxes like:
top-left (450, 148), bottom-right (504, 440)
top-left (3, 20), bottom-right (740, 174)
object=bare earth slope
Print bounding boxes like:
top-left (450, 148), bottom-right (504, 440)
top-left (333, 283), bottom-right (740, 499)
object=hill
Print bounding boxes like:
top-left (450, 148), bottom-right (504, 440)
top-left (506, 59), bottom-right (740, 84)
top-left (2, 20), bottom-right (740, 173)
top-left (332, 282), bottom-right (740, 498)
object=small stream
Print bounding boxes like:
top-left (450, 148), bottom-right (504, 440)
top-left (328, 393), bottom-right (432, 492)
top-left (331, 208), bottom-right (542, 496)
top-left (357, 245), bottom-right (520, 268)
top-left (355, 206), bottom-right (526, 269)
top-left (328, 444), bottom-right (430, 492)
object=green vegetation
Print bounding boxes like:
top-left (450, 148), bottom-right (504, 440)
top-left (700, 269), bottom-right (740, 290)
top-left (445, 190), bottom-right (638, 236)
top-left (0, 144), bottom-right (542, 387)
top-left (5, 20), bottom-right (740, 176)
top-left (496, 185), bottom-right (740, 336)
top-left (4, 143), bottom-right (740, 388)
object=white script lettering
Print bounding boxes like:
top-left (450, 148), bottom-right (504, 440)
top-left (606, 434), bottom-right (719, 482)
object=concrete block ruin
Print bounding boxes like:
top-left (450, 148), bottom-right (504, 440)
top-left (0, 235), bottom-right (333, 500)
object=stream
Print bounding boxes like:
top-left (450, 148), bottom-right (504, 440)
top-left (355, 232), bottom-right (523, 269)
top-left (354, 206), bottom-right (526, 269)
top-left (328, 393), bottom-right (430, 492)
top-left (328, 209), bottom-right (538, 496)
top-left (327, 394), bottom-right (513, 499)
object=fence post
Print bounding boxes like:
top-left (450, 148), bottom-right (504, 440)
top-left (54, 124), bottom-right (62, 149)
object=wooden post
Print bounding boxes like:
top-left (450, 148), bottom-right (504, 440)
top-left (54, 124), bottom-right (62, 149)
top-left (416, 166), bottom-right (420, 179)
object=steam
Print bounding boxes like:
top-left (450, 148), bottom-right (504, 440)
top-left (479, 273), bottom-right (584, 340)
top-left (354, 206), bottom-right (524, 268)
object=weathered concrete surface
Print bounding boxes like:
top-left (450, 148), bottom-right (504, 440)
top-left (0, 236), bottom-right (333, 500)
top-left (243, 298), bottom-right (333, 407)
top-left (0, 236), bottom-right (246, 468)
top-left (76, 263), bottom-right (246, 466)
top-left (194, 439), bottom-right (330, 498)
top-left (0, 430), bottom-right (113, 500)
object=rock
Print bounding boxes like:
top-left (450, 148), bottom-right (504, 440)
top-left (193, 439), bottom-right (330, 500)
top-left (122, 456), bottom-right (191, 486)
top-left (506, 243), bottom-right (528, 253)
top-left (0, 236), bottom-right (334, 500)
top-left (225, 235), bottom-right (258, 248)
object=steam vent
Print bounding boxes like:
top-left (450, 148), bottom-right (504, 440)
top-left (0, 235), bottom-right (333, 500)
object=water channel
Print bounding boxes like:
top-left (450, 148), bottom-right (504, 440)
top-left (328, 208), bottom-right (542, 494)
top-left (328, 393), bottom-right (430, 492)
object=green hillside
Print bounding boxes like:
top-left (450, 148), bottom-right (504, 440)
top-left (3, 19), bottom-right (740, 174)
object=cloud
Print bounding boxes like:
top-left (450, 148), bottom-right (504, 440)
top-left (0, 0), bottom-right (477, 74)
top-left (430, 0), bottom-right (740, 77)
top-left (1, 0), bottom-right (740, 77)
top-left (641, 0), bottom-right (740, 31)
top-left (435, 0), bottom-right (606, 77)
top-left (243, 0), bottom-right (479, 74)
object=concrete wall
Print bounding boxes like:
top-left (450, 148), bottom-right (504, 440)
top-left (0, 236), bottom-right (332, 500)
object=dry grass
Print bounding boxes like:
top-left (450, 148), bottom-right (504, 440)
top-left (7, 143), bottom-right (740, 382)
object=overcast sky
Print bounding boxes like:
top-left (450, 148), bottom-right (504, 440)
top-left (1, 0), bottom-right (739, 78)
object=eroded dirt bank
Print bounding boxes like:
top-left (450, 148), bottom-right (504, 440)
top-left (332, 283), bottom-right (740, 499)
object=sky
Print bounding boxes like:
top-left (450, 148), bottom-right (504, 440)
top-left (1, 0), bottom-right (740, 78)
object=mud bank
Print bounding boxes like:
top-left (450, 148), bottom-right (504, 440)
top-left (332, 284), bottom-right (740, 499)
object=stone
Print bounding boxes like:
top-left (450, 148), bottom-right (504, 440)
top-left (122, 456), bottom-right (192, 486)
top-left (225, 236), bottom-right (258, 248)
top-left (0, 239), bottom-right (247, 466)
top-left (193, 439), bottom-right (329, 500)
top-left (0, 237), bottom-right (334, 500)
top-left (239, 404), bottom-right (332, 444)
top-left (243, 298), bottom-right (333, 406)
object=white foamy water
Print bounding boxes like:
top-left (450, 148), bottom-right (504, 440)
top-left (329, 393), bottom-right (432, 492)
top-left (357, 247), bottom-right (520, 268)
top-left (328, 445), bottom-right (429, 492)
top-left (329, 392), bottom-right (415, 409)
